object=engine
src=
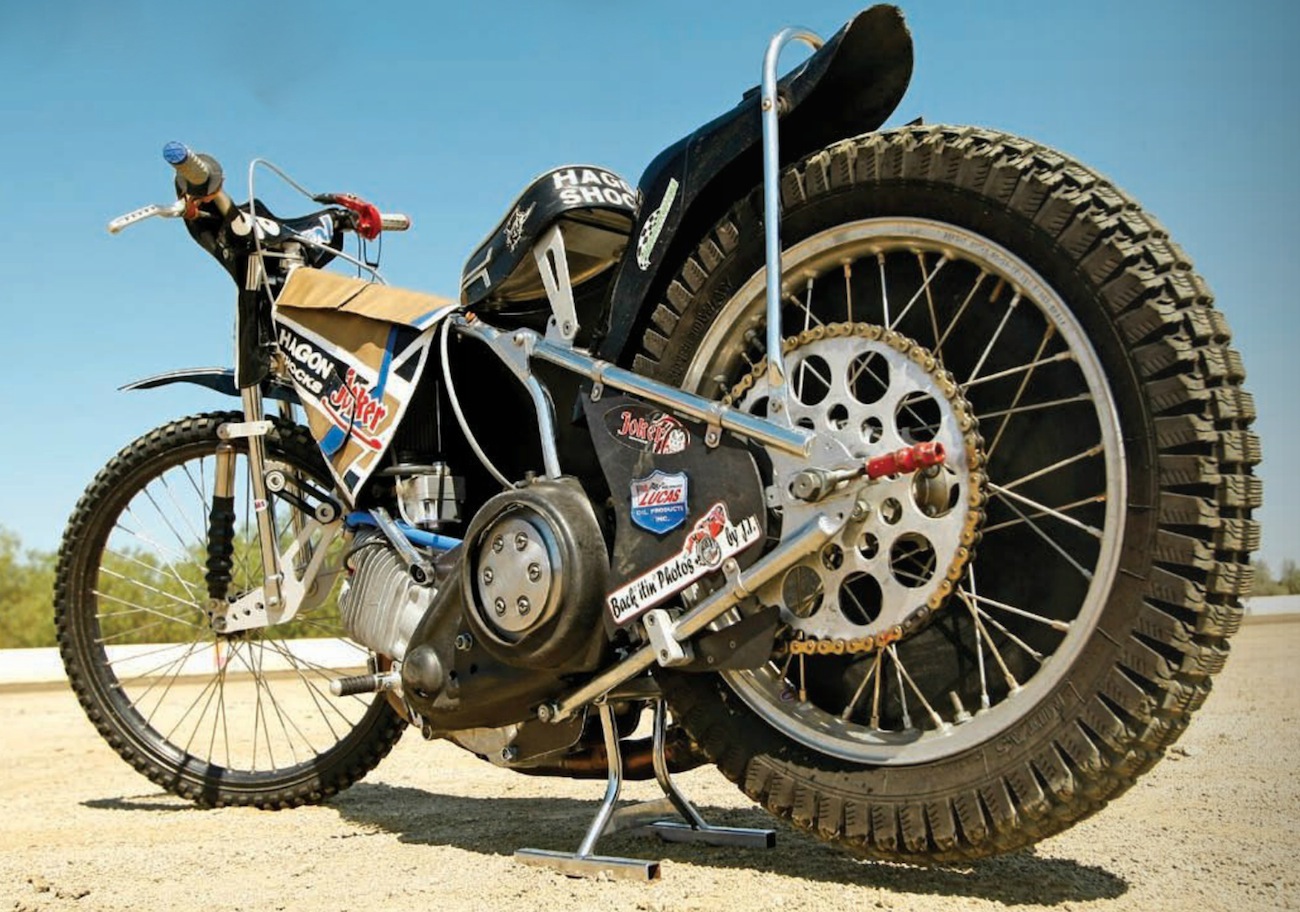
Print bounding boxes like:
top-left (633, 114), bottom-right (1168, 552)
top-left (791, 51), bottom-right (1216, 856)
top-left (337, 477), bottom-right (612, 733)
top-left (337, 528), bottom-right (436, 662)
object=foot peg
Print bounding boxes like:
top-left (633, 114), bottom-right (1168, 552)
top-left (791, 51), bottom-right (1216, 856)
top-left (328, 671), bottom-right (399, 696)
top-left (514, 697), bottom-right (775, 880)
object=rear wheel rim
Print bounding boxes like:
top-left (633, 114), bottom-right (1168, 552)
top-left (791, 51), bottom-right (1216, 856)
top-left (683, 217), bottom-right (1126, 765)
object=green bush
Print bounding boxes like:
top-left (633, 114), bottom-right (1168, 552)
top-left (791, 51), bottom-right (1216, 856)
top-left (0, 527), bottom-right (56, 648)
top-left (0, 525), bottom-right (345, 650)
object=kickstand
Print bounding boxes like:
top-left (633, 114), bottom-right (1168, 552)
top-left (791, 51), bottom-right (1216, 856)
top-left (514, 697), bottom-right (776, 880)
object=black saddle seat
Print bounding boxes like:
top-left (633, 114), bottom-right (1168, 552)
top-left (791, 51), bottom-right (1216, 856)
top-left (460, 165), bottom-right (637, 310)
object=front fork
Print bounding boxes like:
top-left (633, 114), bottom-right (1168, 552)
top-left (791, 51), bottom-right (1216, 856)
top-left (203, 387), bottom-right (289, 628)
top-left (242, 386), bottom-right (286, 610)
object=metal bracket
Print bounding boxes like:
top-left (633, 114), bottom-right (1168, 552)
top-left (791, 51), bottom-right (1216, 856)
top-left (643, 609), bottom-right (693, 667)
top-left (533, 225), bottom-right (580, 345)
top-left (515, 698), bottom-right (775, 880)
top-left (369, 506), bottom-right (437, 586)
top-left (216, 420), bottom-right (273, 440)
top-left (211, 516), bottom-right (343, 633)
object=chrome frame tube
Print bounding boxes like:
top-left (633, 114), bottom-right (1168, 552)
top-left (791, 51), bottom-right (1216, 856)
top-left (239, 386), bottom-right (284, 607)
top-left (548, 512), bottom-right (839, 721)
top-left (760, 27), bottom-right (824, 399)
top-left (450, 319), bottom-right (564, 479)
top-left (528, 331), bottom-right (815, 459)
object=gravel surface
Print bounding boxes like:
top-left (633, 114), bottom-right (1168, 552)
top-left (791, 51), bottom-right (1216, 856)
top-left (2, 617), bottom-right (1296, 912)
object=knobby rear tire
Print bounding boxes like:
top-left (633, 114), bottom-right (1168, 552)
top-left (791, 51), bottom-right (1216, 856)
top-left (633, 126), bottom-right (1259, 862)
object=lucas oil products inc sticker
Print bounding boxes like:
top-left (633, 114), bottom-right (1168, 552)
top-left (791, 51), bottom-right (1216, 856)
top-left (630, 470), bottom-right (688, 534)
top-left (607, 502), bottom-right (761, 625)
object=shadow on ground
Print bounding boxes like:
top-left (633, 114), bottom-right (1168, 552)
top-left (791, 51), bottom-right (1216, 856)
top-left (83, 794), bottom-right (199, 813)
top-left (326, 782), bottom-right (1128, 904)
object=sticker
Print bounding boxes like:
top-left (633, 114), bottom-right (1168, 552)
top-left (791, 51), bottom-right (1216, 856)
top-left (551, 168), bottom-right (637, 208)
top-left (295, 213), bottom-right (335, 246)
top-left (605, 405), bottom-right (690, 455)
top-left (636, 177), bottom-right (678, 270)
top-left (503, 202), bottom-right (535, 252)
top-left (322, 368), bottom-right (389, 451)
top-left (278, 325), bottom-right (338, 396)
top-left (607, 502), bottom-right (761, 625)
top-left (630, 470), bottom-right (688, 534)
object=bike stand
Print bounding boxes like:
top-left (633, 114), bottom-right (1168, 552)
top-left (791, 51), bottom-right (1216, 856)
top-left (514, 697), bottom-right (776, 880)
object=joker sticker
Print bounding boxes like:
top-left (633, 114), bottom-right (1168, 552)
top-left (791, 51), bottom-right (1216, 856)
top-left (607, 502), bottom-right (761, 625)
top-left (630, 470), bottom-right (688, 534)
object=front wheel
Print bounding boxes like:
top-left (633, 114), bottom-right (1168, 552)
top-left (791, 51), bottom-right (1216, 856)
top-left (55, 412), bottom-right (405, 808)
top-left (634, 126), bottom-right (1259, 861)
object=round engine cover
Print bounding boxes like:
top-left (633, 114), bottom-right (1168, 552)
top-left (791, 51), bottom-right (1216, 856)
top-left (461, 478), bottom-right (610, 671)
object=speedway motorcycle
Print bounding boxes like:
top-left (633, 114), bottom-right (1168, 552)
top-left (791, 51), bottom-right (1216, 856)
top-left (56, 5), bottom-right (1258, 878)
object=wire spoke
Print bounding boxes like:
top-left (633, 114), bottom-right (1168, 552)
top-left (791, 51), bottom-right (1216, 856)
top-left (965, 292), bottom-right (1021, 385)
top-left (875, 253), bottom-right (891, 327)
top-left (158, 470), bottom-right (207, 556)
top-left (114, 641), bottom-right (202, 695)
top-left (959, 588), bottom-right (1071, 632)
top-left (935, 269), bottom-right (988, 352)
top-left (889, 645), bottom-right (946, 731)
top-left (966, 569), bottom-right (990, 711)
top-left (93, 591), bottom-right (204, 630)
top-left (1001, 444), bottom-right (1105, 492)
top-left (958, 589), bottom-right (1021, 695)
top-left (979, 393), bottom-right (1093, 423)
top-left (843, 261), bottom-right (854, 323)
top-left (989, 487), bottom-right (1096, 580)
top-left (889, 254), bottom-right (949, 331)
top-left (113, 515), bottom-right (201, 594)
top-left (261, 637), bottom-right (360, 735)
top-left (982, 494), bottom-right (1106, 535)
top-left (104, 546), bottom-right (202, 599)
top-left (962, 350), bottom-right (1073, 390)
top-left (917, 252), bottom-right (943, 350)
top-left (890, 646), bottom-right (912, 730)
top-left (840, 651), bottom-right (882, 721)
top-left (97, 564), bottom-right (203, 613)
top-left (793, 357), bottom-right (833, 400)
top-left (141, 484), bottom-right (203, 565)
top-left (989, 483), bottom-right (1103, 539)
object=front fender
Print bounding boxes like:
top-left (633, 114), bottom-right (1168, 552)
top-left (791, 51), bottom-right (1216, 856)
top-left (598, 4), bottom-right (913, 362)
top-left (120, 367), bottom-right (299, 403)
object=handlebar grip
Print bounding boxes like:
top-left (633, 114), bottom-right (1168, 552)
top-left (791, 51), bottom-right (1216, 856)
top-left (380, 213), bottom-right (412, 232)
top-left (163, 141), bottom-right (224, 199)
top-left (163, 142), bottom-right (209, 183)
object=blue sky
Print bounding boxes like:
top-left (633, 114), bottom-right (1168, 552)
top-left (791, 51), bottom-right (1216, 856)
top-left (1, 1), bottom-right (1297, 569)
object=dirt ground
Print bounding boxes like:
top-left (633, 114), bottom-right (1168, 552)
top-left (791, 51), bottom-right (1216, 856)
top-left (2, 618), bottom-right (1296, 912)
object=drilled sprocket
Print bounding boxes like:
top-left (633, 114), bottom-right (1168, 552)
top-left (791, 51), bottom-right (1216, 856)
top-left (730, 323), bottom-right (986, 652)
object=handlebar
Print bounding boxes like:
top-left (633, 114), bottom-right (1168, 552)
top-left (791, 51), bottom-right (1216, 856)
top-left (106, 142), bottom-right (412, 238)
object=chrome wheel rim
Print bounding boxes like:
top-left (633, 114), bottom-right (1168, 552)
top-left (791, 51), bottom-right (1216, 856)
top-left (683, 218), bottom-right (1126, 765)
